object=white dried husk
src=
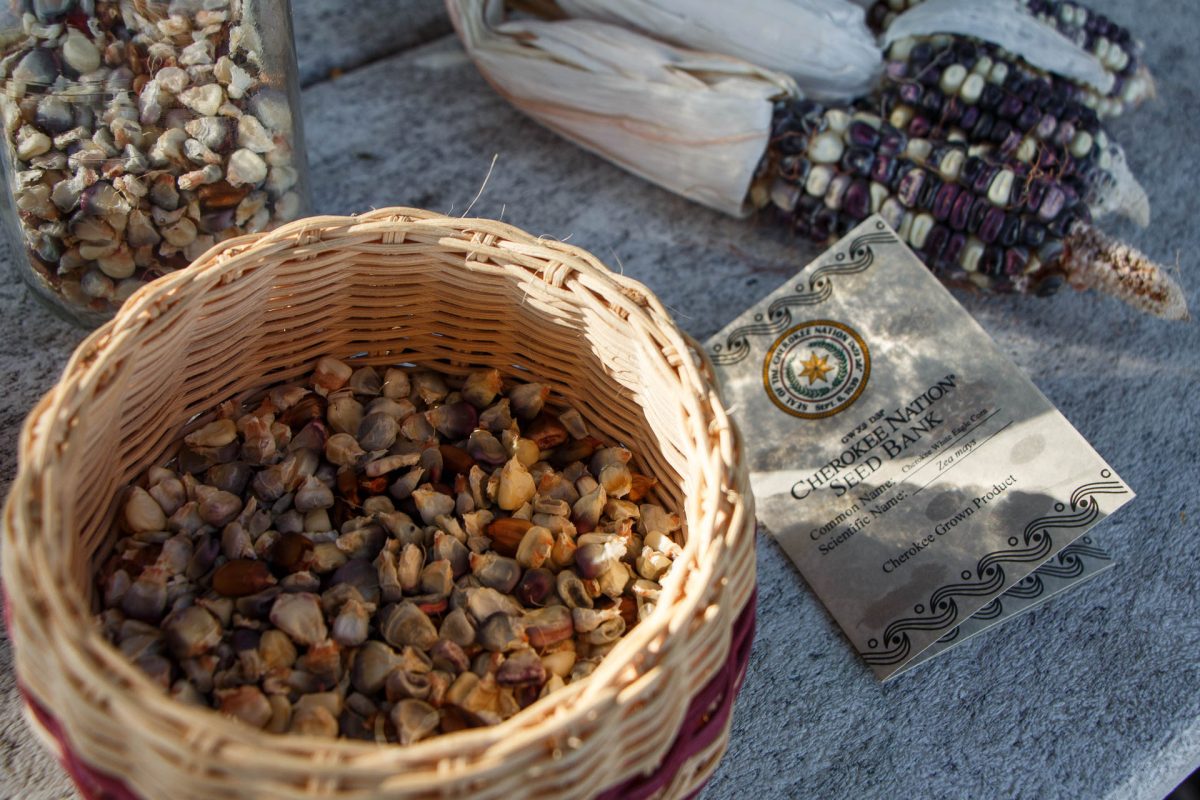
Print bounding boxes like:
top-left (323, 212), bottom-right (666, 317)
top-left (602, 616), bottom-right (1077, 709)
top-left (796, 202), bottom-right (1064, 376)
top-left (555, 0), bottom-right (882, 101)
top-left (448, 0), bottom-right (798, 216)
top-left (1092, 140), bottom-right (1150, 227)
top-left (883, 0), bottom-right (1114, 94)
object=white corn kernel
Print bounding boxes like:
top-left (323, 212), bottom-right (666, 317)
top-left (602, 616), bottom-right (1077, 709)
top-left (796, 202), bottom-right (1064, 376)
top-left (987, 169), bottom-right (1015, 207)
top-left (908, 213), bottom-right (934, 249)
top-left (805, 165), bottom-right (833, 197)
top-left (938, 149), bottom-right (965, 181)
top-left (807, 131), bottom-right (844, 164)
top-left (889, 105), bottom-right (914, 130)
top-left (880, 198), bottom-right (905, 231)
top-left (939, 64), bottom-right (967, 95)
top-left (1069, 130), bottom-right (1094, 159)
top-left (961, 73), bottom-right (985, 104)
top-left (961, 237), bottom-right (985, 272)
top-left (870, 182), bottom-right (890, 214)
top-left (905, 137), bottom-right (932, 162)
top-left (824, 109), bottom-right (850, 133)
top-left (1016, 136), bottom-right (1039, 163)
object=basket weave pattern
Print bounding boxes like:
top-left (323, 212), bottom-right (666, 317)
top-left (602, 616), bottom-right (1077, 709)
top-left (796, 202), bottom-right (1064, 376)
top-left (2, 208), bottom-right (756, 799)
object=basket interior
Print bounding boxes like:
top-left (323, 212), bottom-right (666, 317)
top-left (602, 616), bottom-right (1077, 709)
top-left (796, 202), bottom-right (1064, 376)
top-left (59, 222), bottom-right (698, 608)
top-left (1, 213), bottom-right (756, 800)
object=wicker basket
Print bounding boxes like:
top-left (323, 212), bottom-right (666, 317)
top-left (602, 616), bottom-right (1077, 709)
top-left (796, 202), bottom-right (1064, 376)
top-left (2, 208), bottom-right (756, 799)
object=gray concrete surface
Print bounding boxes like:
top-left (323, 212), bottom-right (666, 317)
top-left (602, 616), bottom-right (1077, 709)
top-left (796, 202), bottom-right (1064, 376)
top-left (2, 1), bottom-right (1199, 798)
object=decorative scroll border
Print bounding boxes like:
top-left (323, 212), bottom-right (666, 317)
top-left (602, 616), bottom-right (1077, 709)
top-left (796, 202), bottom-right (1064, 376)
top-left (708, 221), bottom-right (900, 366)
top-left (862, 471), bottom-right (1128, 667)
top-left (932, 536), bottom-right (1113, 645)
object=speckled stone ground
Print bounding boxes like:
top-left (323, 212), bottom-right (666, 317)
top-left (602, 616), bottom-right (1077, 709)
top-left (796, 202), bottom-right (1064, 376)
top-left (2, 1), bottom-right (1198, 798)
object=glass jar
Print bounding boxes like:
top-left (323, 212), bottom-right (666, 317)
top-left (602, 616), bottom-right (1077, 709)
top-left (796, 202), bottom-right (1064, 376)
top-left (0, 0), bottom-right (309, 326)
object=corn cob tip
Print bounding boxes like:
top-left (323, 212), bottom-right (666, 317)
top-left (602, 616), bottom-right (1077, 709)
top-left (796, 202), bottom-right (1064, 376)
top-left (1065, 222), bottom-right (1188, 320)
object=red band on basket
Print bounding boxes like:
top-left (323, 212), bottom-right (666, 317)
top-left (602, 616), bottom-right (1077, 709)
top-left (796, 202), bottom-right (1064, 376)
top-left (6, 587), bottom-right (756, 800)
top-left (595, 589), bottom-right (758, 800)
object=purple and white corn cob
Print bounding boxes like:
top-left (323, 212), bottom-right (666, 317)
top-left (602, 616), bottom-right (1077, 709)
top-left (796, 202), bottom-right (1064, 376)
top-left (868, 0), bottom-right (1153, 115)
top-left (754, 98), bottom-right (1186, 319)
top-left (879, 36), bottom-right (1149, 225)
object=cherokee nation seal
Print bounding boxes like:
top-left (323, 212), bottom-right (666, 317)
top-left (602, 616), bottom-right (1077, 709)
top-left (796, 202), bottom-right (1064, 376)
top-left (762, 320), bottom-right (870, 419)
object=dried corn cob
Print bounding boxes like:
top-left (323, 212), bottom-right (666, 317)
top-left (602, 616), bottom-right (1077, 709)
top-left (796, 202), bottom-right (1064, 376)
top-left (869, 0), bottom-right (1153, 115)
top-left (753, 98), bottom-right (1186, 319)
top-left (879, 35), bottom-right (1149, 225)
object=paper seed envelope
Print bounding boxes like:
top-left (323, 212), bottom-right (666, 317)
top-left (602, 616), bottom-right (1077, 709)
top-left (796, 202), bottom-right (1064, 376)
top-left (706, 216), bottom-right (1132, 680)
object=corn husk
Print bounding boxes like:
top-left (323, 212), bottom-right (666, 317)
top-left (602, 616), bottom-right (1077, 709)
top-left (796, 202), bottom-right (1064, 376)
top-left (555, 0), bottom-right (882, 101)
top-left (448, 0), bottom-right (798, 216)
top-left (883, 0), bottom-right (1114, 94)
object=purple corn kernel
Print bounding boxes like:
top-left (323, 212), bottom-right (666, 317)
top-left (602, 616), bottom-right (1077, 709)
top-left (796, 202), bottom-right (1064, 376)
top-left (932, 183), bottom-right (958, 222)
top-left (918, 67), bottom-right (941, 88)
top-left (971, 112), bottom-right (994, 141)
top-left (871, 155), bottom-right (898, 185)
top-left (979, 246), bottom-right (1004, 277)
top-left (972, 164), bottom-right (997, 195)
top-left (920, 89), bottom-right (943, 113)
top-left (1017, 106), bottom-right (1042, 132)
top-left (843, 179), bottom-right (872, 220)
top-left (908, 115), bottom-right (932, 138)
top-left (877, 124), bottom-right (906, 155)
top-left (959, 105), bottom-right (981, 132)
top-left (899, 83), bottom-right (923, 105)
top-left (1035, 114), bottom-right (1058, 139)
top-left (942, 97), bottom-right (965, 124)
top-left (841, 146), bottom-right (875, 177)
top-left (1022, 79), bottom-right (1041, 105)
top-left (968, 196), bottom-right (990, 234)
top-left (1023, 180), bottom-right (1047, 214)
top-left (961, 156), bottom-right (985, 185)
top-left (1047, 209), bottom-right (1077, 238)
top-left (1022, 222), bottom-right (1047, 247)
top-left (942, 232), bottom-right (967, 266)
top-left (979, 206), bottom-right (1006, 244)
top-left (924, 224), bottom-right (950, 261)
top-left (848, 121), bottom-right (881, 149)
top-left (1038, 185), bottom-right (1067, 222)
top-left (1053, 121), bottom-right (1077, 147)
top-left (979, 84), bottom-right (1004, 110)
top-left (918, 175), bottom-right (942, 210)
top-left (810, 207), bottom-right (837, 242)
top-left (997, 95), bottom-right (1024, 119)
top-left (949, 191), bottom-right (974, 231)
top-left (886, 61), bottom-right (908, 81)
top-left (990, 120), bottom-right (1013, 145)
top-left (999, 214), bottom-right (1022, 247)
top-left (896, 168), bottom-right (926, 208)
top-left (999, 130), bottom-right (1023, 157)
top-left (1004, 247), bottom-right (1030, 276)
top-left (889, 160), bottom-right (917, 193)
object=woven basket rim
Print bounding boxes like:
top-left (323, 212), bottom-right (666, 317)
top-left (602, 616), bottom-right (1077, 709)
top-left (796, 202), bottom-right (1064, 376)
top-left (3, 208), bottom-right (753, 790)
